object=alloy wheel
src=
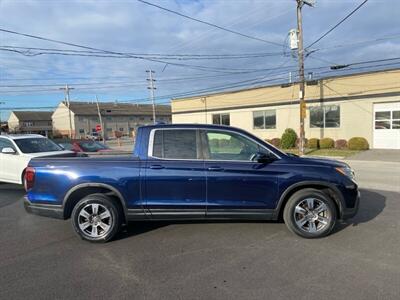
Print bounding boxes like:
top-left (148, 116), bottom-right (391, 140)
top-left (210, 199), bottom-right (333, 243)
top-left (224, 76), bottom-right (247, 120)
top-left (78, 203), bottom-right (113, 238)
top-left (294, 198), bottom-right (331, 233)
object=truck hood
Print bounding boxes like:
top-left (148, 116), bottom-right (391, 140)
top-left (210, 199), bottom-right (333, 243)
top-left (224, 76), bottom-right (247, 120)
top-left (286, 155), bottom-right (349, 168)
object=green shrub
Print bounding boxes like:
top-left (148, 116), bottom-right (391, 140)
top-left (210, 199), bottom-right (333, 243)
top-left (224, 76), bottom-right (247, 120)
top-left (335, 139), bottom-right (347, 149)
top-left (319, 138), bottom-right (334, 149)
top-left (281, 128), bottom-right (298, 149)
top-left (308, 138), bottom-right (319, 149)
top-left (348, 137), bottom-right (369, 150)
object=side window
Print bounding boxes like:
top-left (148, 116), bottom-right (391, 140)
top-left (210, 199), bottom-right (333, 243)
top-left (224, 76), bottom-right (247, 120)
top-left (205, 131), bottom-right (266, 161)
top-left (152, 129), bottom-right (199, 159)
top-left (0, 139), bottom-right (15, 152)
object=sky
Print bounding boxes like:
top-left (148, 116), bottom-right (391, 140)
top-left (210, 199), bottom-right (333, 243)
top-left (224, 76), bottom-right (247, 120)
top-left (0, 0), bottom-right (399, 120)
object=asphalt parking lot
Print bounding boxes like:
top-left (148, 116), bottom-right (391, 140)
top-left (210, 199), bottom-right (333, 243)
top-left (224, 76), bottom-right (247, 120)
top-left (0, 160), bottom-right (399, 299)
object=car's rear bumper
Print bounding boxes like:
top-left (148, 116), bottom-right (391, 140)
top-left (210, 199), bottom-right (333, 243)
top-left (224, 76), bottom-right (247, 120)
top-left (341, 190), bottom-right (360, 220)
top-left (23, 197), bottom-right (65, 219)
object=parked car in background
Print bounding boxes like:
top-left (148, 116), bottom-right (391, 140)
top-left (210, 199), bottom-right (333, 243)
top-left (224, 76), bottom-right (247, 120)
top-left (24, 124), bottom-right (360, 242)
top-left (59, 140), bottom-right (112, 153)
top-left (85, 132), bottom-right (101, 141)
top-left (0, 134), bottom-right (78, 184)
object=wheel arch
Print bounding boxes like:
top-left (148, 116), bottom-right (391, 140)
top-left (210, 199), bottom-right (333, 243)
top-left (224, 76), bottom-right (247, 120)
top-left (276, 181), bottom-right (345, 220)
top-left (63, 183), bottom-right (128, 222)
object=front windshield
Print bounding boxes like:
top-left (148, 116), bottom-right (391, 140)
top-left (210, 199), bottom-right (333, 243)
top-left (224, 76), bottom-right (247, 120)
top-left (79, 141), bottom-right (109, 152)
top-left (14, 138), bottom-right (63, 153)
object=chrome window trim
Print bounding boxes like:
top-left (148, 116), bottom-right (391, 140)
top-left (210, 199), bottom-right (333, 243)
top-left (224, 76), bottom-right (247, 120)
top-left (147, 127), bottom-right (281, 161)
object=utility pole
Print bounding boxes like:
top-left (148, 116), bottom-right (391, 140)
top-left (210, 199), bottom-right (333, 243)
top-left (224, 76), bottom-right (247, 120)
top-left (296, 0), bottom-right (314, 155)
top-left (60, 85), bottom-right (74, 139)
top-left (146, 70), bottom-right (156, 124)
top-left (95, 95), bottom-right (105, 143)
top-left (0, 101), bottom-right (5, 134)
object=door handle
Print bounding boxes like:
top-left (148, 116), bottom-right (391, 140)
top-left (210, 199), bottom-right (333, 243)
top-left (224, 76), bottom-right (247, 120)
top-left (149, 165), bottom-right (165, 169)
top-left (208, 166), bottom-right (224, 171)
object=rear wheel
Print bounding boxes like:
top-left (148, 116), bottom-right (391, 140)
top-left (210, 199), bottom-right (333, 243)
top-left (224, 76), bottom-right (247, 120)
top-left (71, 193), bottom-right (122, 243)
top-left (283, 188), bottom-right (337, 238)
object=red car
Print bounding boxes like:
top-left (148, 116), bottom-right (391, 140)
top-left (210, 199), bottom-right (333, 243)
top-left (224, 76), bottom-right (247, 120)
top-left (59, 140), bottom-right (113, 153)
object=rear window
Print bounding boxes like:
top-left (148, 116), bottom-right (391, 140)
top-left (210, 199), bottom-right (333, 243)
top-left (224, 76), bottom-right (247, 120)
top-left (78, 141), bottom-right (109, 152)
top-left (152, 129), bottom-right (198, 159)
top-left (14, 138), bottom-right (63, 153)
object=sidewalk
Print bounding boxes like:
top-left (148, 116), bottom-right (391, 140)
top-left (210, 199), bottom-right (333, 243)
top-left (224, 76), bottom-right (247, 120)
top-left (346, 149), bottom-right (400, 163)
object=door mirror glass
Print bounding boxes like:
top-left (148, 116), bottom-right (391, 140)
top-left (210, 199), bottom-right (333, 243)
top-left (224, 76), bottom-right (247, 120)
top-left (1, 147), bottom-right (16, 154)
top-left (251, 152), bottom-right (276, 163)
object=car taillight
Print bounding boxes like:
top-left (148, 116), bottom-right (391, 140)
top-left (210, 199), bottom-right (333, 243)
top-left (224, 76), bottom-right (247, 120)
top-left (24, 167), bottom-right (36, 191)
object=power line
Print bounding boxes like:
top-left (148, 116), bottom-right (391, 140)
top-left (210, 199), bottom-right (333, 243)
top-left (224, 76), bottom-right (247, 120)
top-left (0, 28), bottom-right (283, 73)
top-left (2, 58), bottom-right (400, 91)
top-left (306, 0), bottom-right (369, 49)
top-left (310, 33), bottom-right (400, 53)
top-left (0, 45), bottom-right (284, 59)
top-left (137, 0), bottom-right (284, 47)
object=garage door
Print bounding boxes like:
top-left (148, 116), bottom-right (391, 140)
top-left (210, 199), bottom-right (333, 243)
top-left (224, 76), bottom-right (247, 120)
top-left (373, 102), bottom-right (400, 149)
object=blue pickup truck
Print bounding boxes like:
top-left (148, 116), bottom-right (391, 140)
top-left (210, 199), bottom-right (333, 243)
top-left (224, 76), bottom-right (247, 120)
top-left (24, 124), bottom-right (359, 242)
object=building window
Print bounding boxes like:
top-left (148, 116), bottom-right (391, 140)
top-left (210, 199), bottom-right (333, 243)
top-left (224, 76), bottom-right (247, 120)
top-left (23, 122), bottom-right (33, 127)
top-left (310, 105), bottom-right (340, 128)
top-left (78, 116), bottom-right (84, 121)
top-left (79, 129), bottom-right (85, 134)
top-left (212, 113), bottom-right (230, 126)
top-left (106, 116), bottom-right (112, 121)
top-left (106, 128), bottom-right (112, 132)
top-left (253, 110), bottom-right (276, 129)
top-left (375, 110), bottom-right (400, 129)
top-left (119, 128), bottom-right (124, 132)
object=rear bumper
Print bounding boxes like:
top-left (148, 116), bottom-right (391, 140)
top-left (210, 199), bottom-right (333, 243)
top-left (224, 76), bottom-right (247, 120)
top-left (341, 190), bottom-right (360, 220)
top-left (23, 197), bottom-right (65, 219)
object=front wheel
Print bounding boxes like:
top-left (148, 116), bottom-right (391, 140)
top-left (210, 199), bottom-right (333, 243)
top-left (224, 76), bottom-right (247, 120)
top-left (71, 194), bottom-right (122, 243)
top-left (283, 189), bottom-right (337, 238)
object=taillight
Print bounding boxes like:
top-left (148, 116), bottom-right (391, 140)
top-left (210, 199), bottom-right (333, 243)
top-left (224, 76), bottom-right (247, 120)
top-left (24, 167), bottom-right (36, 191)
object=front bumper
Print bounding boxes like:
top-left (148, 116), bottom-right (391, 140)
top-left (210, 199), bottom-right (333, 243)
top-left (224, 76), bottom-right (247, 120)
top-left (341, 190), bottom-right (360, 220)
top-left (23, 197), bottom-right (65, 219)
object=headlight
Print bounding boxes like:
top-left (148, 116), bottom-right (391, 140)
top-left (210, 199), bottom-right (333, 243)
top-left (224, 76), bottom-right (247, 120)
top-left (335, 166), bottom-right (355, 180)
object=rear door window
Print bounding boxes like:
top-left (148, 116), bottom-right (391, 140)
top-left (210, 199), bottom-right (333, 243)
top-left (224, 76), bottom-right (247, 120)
top-left (152, 129), bottom-right (199, 159)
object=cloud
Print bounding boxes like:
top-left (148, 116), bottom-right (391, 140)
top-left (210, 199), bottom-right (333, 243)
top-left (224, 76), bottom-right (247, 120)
top-left (0, 0), bottom-right (399, 119)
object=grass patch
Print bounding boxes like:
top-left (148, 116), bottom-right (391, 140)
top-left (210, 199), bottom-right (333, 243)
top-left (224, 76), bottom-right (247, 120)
top-left (283, 148), bottom-right (362, 158)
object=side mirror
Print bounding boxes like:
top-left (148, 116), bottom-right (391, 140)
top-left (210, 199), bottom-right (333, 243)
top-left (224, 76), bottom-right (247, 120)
top-left (251, 152), bottom-right (276, 163)
top-left (1, 147), bottom-right (17, 155)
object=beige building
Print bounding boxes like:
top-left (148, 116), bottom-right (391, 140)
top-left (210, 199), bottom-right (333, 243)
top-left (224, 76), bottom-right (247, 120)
top-left (52, 101), bottom-right (171, 139)
top-left (7, 111), bottom-right (53, 136)
top-left (172, 68), bottom-right (400, 149)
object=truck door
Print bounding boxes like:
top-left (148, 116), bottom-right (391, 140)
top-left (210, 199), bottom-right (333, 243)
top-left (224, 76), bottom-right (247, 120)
top-left (202, 130), bottom-right (279, 219)
top-left (144, 129), bottom-right (206, 219)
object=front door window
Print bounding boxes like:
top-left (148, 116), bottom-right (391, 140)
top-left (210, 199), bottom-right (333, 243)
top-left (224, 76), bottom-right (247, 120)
top-left (205, 131), bottom-right (267, 161)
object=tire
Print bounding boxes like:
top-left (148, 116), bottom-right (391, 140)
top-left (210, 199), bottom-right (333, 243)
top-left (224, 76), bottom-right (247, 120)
top-left (283, 188), bottom-right (337, 238)
top-left (71, 193), bottom-right (122, 243)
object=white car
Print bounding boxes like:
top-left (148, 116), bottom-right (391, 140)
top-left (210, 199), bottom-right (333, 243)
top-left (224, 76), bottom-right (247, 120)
top-left (0, 134), bottom-right (76, 184)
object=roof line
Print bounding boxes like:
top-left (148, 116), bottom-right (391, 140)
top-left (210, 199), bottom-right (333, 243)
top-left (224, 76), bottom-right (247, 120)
top-left (172, 67), bottom-right (400, 101)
